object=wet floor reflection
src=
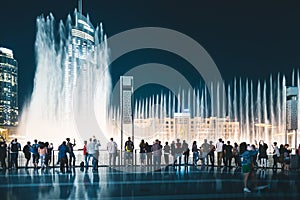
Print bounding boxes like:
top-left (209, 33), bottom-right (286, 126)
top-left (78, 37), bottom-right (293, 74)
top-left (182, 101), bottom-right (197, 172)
top-left (0, 166), bottom-right (299, 199)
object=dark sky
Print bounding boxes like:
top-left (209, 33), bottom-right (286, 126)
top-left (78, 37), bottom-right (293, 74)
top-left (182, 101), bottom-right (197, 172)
top-left (1, 0), bottom-right (300, 109)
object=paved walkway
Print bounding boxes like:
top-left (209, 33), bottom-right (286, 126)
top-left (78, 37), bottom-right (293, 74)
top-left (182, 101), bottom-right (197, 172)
top-left (0, 165), bottom-right (299, 199)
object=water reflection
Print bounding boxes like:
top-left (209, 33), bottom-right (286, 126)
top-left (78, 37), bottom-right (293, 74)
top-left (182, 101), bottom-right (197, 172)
top-left (0, 167), bottom-right (299, 199)
top-left (59, 170), bottom-right (75, 199)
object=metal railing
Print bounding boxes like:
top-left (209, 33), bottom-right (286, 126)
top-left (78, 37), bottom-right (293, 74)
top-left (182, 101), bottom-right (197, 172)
top-left (0, 150), bottom-right (290, 169)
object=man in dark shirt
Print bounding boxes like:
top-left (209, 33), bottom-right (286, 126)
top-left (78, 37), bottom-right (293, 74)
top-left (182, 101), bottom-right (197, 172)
top-left (9, 138), bottom-right (21, 169)
top-left (0, 137), bottom-right (7, 169)
top-left (125, 137), bottom-right (134, 166)
top-left (182, 140), bottom-right (189, 165)
top-left (224, 141), bottom-right (233, 167)
top-left (66, 138), bottom-right (76, 169)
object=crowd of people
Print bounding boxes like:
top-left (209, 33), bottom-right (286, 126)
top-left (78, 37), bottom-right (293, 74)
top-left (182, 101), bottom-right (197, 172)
top-left (1, 135), bottom-right (300, 178)
top-left (0, 136), bottom-right (54, 170)
top-left (129, 138), bottom-right (297, 173)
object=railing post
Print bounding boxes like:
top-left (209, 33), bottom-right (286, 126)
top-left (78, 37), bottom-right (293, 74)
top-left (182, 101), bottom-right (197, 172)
top-left (135, 149), bottom-right (137, 166)
top-left (52, 150), bottom-right (55, 169)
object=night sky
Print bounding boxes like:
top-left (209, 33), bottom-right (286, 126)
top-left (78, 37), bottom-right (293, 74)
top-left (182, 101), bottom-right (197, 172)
top-left (1, 0), bottom-right (300, 111)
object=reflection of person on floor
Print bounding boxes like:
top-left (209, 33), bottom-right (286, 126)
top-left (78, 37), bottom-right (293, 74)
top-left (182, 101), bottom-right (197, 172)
top-left (83, 170), bottom-right (100, 198)
top-left (240, 142), bottom-right (258, 193)
top-left (59, 169), bottom-right (75, 199)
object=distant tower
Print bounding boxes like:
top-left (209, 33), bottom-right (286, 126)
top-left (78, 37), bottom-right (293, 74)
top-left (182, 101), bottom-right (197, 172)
top-left (120, 76), bottom-right (134, 157)
top-left (78, 0), bottom-right (82, 14)
top-left (64, 0), bottom-right (96, 119)
top-left (0, 47), bottom-right (18, 127)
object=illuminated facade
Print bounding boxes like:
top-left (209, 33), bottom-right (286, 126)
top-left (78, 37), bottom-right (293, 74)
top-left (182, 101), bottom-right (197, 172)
top-left (0, 47), bottom-right (18, 127)
top-left (115, 113), bottom-right (240, 145)
top-left (64, 8), bottom-right (96, 119)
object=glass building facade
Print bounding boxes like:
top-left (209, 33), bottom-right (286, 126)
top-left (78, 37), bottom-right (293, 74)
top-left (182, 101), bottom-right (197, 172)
top-left (64, 10), bottom-right (96, 119)
top-left (0, 47), bottom-right (18, 126)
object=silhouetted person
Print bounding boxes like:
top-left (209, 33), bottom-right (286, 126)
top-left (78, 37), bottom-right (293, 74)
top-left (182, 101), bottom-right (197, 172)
top-left (173, 139), bottom-right (182, 167)
top-left (192, 141), bottom-right (200, 166)
top-left (216, 138), bottom-right (223, 167)
top-left (182, 140), bottom-right (189, 165)
top-left (23, 141), bottom-right (31, 168)
top-left (107, 138), bottom-right (117, 166)
top-left (272, 142), bottom-right (280, 169)
top-left (208, 141), bottom-right (215, 166)
top-left (163, 142), bottom-right (170, 166)
top-left (9, 138), bottom-right (21, 169)
top-left (31, 139), bottom-right (39, 168)
top-left (139, 139), bottom-right (146, 166)
top-left (224, 141), bottom-right (233, 167)
top-left (66, 138), bottom-right (76, 168)
top-left (258, 140), bottom-right (268, 168)
top-left (152, 139), bottom-right (162, 170)
top-left (145, 142), bottom-right (152, 166)
top-left (201, 139), bottom-right (210, 166)
top-left (125, 137), bottom-right (134, 166)
top-left (58, 141), bottom-right (68, 173)
top-left (0, 137), bottom-right (7, 169)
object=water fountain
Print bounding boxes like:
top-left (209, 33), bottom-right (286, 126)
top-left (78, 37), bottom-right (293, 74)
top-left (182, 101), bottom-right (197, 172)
top-left (18, 9), bottom-right (111, 148)
top-left (109, 72), bottom-right (300, 149)
top-left (17, 6), bottom-right (300, 150)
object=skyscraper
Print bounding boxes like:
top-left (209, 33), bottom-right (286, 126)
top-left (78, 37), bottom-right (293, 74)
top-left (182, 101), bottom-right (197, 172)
top-left (0, 47), bottom-right (18, 127)
top-left (64, 0), bottom-right (96, 119)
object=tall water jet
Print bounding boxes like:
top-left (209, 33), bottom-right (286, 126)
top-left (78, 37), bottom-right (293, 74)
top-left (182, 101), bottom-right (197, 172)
top-left (276, 73), bottom-right (282, 142)
top-left (239, 78), bottom-right (243, 141)
top-left (263, 81), bottom-right (269, 143)
top-left (269, 75), bottom-right (275, 143)
top-left (18, 10), bottom-right (111, 147)
top-left (256, 81), bottom-right (261, 142)
top-left (245, 79), bottom-right (250, 142)
top-left (250, 80), bottom-right (255, 144)
top-left (233, 78), bottom-right (238, 142)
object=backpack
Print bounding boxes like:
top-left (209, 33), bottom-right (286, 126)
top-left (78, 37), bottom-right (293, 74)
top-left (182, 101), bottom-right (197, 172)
top-left (80, 161), bottom-right (84, 168)
top-left (232, 147), bottom-right (238, 156)
top-left (30, 144), bottom-right (38, 154)
top-left (11, 143), bottom-right (18, 152)
top-left (126, 141), bottom-right (133, 151)
top-left (113, 142), bottom-right (117, 151)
